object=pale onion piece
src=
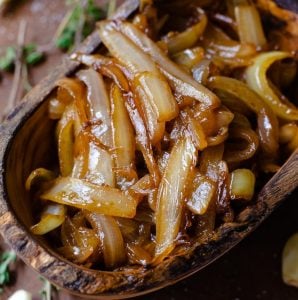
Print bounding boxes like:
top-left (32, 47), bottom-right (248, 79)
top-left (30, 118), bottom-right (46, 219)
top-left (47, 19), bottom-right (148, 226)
top-left (173, 47), bottom-right (205, 71)
top-left (31, 204), bottom-right (66, 235)
top-left (224, 128), bottom-right (259, 164)
top-left (85, 142), bottom-right (115, 187)
top-left (279, 123), bottom-right (298, 144)
top-left (134, 81), bottom-right (166, 145)
top-left (208, 76), bottom-right (279, 155)
top-left (180, 110), bottom-right (208, 151)
top-left (235, 2), bottom-right (266, 48)
top-left (71, 53), bottom-right (130, 92)
top-left (230, 169), bottom-right (255, 201)
top-left (154, 137), bottom-right (197, 263)
top-left (8, 290), bottom-right (32, 300)
top-left (202, 24), bottom-right (256, 58)
top-left (282, 233), bottom-right (298, 288)
top-left (127, 243), bottom-right (152, 266)
top-left (85, 213), bottom-right (126, 269)
top-left (129, 175), bottom-right (154, 200)
top-left (41, 177), bottom-right (137, 218)
top-left (111, 84), bottom-right (136, 172)
top-left (77, 69), bottom-right (112, 148)
top-left (165, 12), bottom-right (207, 54)
top-left (245, 51), bottom-right (298, 121)
top-left (57, 115), bottom-right (74, 177)
top-left (98, 22), bottom-right (157, 74)
top-left (134, 72), bottom-right (178, 122)
top-left (186, 173), bottom-right (216, 215)
top-left (56, 78), bottom-right (88, 124)
top-left (207, 127), bottom-right (229, 147)
top-left (48, 98), bottom-right (66, 120)
top-left (60, 219), bottom-right (100, 263)
top-left (199, 144), bottom-right (224, 182)
top-left (25, 168), bottom-right (55, 191)
top-left (114, 21), bottom-right (220, 108)
top-left (192, 59), bottom-right (214, 85)
top-left (124, 93), bottom-right (160, 185)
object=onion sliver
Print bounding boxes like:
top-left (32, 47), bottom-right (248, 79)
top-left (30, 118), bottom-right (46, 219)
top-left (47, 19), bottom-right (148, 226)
top-left (112, 21), bottom-right (220, 108)
top-left (85, 212), bottom-right (126, 269)
top-left (245, 51), bottom-right (298, 121)
top-left (154, 137), bottom-right (197, 263)
top-left (31, 204), bottom-right (66, 235)
top-left (41, 177), bottom-right (137, 218)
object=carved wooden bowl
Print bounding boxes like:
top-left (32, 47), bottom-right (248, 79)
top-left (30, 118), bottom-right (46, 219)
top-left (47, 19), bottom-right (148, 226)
top-left (0, 0), bottom-right (297, 298)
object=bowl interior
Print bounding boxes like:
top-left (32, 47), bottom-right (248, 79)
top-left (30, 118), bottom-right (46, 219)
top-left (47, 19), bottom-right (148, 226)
top-left (5, 100), bottom-right (56, 229)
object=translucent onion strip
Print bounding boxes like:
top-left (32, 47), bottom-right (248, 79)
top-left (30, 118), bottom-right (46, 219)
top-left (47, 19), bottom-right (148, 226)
top-left (71, 53), bottom-right (130, 92)
top-left (154, 137), bottom-right (197, 263)
top-left (98, 21), bottom-right (178, 129)
top-left (41, 177), bottom-right (138, 218)
top-left (25, 168), bottom-right (55, 191)
top-left (173, 47), bottom-right (205, 71)
top-left (164, 11), bottom-right (207, 54)
top-left (56, 78), bottom-right (88, 125)
top-left (60, 217), bottom-right (100, 263)
top-left (208, 76), bottom-right (279, 156)
top-left (77, 69), bottom-right (113, 148)
top-left (113, 20), bottom-right (220, 108)
top-left (111, 84), bottom-right (137, 187)
top-left (85, 212), bottom-right (126, 269)
top-left (57, 107), bottom-right (75, 177)
top-left (229, 168), bottom-right (256, 201)
top-left (224, 128), bottom-right (259, 164)
top-left (234, 1), bottom-right (267, 48)
top-left (31, 204), bottom-right (66, 235)
top-left (186, 172), bottom-right (216, 215)
top-left (124, 92), bottom-right (160, 185)
top-left (245, 51), bottom-right (298, 121)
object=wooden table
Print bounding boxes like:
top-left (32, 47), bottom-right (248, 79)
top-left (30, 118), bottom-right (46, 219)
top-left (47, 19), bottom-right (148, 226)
top-left (1, 1), bottom-right (298, 299)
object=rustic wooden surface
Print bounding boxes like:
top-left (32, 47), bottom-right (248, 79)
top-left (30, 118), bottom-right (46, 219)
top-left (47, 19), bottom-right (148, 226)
top-left (0, 0), bottom-right (298, 299)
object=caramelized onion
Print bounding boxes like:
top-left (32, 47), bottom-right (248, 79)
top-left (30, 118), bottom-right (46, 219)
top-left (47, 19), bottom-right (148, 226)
top-left (154, 137), bottom-right (197, 263)
top-left (85, 212), bottom-right (126, 269)
top-left (245, 51), bottom-right (298, 121)
top-left (41, 177), bottom-right (138, 218)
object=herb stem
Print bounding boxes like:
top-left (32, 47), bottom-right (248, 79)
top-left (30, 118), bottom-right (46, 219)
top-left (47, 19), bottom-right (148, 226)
top-left (2, 20), bottom-right (27, 121)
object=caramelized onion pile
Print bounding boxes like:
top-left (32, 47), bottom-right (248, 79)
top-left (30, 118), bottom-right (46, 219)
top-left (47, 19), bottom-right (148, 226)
top-left (26, 0), bottom-right (298, 270)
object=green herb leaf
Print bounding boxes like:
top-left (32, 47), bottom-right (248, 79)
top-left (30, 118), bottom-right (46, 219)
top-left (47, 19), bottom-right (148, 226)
top-left (25, 51), bottom-right (44, 65)
top-left (0, 251), bottom-right (16, 293)
top-left (0, 46), bottom-right (16, 71)
top-left (55, 0), bottom-right (106, 52)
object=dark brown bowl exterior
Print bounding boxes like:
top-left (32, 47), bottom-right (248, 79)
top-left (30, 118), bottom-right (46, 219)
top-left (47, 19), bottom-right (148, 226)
top-left (0, 0), bottom-right (298, 298)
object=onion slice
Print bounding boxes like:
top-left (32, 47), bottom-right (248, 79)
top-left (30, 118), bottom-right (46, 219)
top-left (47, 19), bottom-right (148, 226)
top-left (208, 76), bottom-right (279, 156)
top-left (25, 168), bottom-right (55, 191)
top-left (85, 212), bottom-right (126, 269)
top-left (108, 20), bottom-right (220, 108)
top-left (230, 169), bottom-right (255, 201)
top-left (154, 137), bottom-right (197, 263)
top-left (98, 21), bottom-right (178, 127)
top-left (41, 177), bottom-right (137, 218)
top-left (234, 1), bottom-right (267, 48)
top-left (111, 84), bottom-right (137, 187)
top-left (164, 11), bottom-right (207, 54)
top-left (31, 204), bottom-right (66, 235)
top-left (186, 172), bottom-right (216, 215)
top-left (77, 69), bottom-right (113, 148)
top-left (245, 51), bottom-right (298, 121)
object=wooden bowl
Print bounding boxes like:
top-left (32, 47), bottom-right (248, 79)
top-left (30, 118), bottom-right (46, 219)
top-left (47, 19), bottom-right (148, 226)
top-left (0, 0), bottom-right (298, 298)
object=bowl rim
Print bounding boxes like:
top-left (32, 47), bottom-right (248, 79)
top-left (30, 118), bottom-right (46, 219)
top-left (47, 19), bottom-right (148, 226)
top-left (0, 0), bottom-right (298, 297)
